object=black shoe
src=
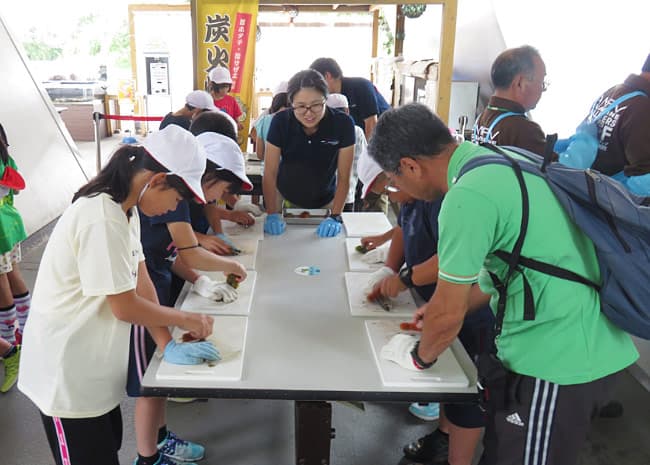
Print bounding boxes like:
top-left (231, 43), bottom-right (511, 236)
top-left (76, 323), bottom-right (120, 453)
top-left (402, 429), bottom-right (449, 463)
top-left (599, 400), bottom-right (624, 418)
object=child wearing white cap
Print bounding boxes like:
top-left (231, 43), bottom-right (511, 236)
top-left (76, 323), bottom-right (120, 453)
top-left (18, 125), bottom-right (222, 465)
top-left (159, 90), bottom-right (217, 131)
top-left (131, 124), bottom-right (252, 465)
top-left (185, 111), bottom-right (260, 257)
top-left (208, 67), bottom-right (243, 130)
top-left (326, 93), bottom-right (368, 211)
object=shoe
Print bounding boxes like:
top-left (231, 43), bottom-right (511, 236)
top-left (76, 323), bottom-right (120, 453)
top-left (133, 453), bottom-right (197, 465)
top-left (599, 400), bottom-right (624, 418)
top-left (403, 429), bottom-right (449, 463)
top-left (409, 402), bottom-right (440, 421)
top-left (0, 345), bottom-right (20, 393)
top-left (158, 431), bottom-right (205, 462)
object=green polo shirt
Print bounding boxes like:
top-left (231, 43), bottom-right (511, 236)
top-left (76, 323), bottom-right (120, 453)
top-left (438, 141), bottom-right (637, 385)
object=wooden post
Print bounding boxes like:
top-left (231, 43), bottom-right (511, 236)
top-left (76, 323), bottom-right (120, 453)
top-left (436, 0), bottom-right (457, 124)
top-left (394, 5), bottom-right (404, 57)
top-left (370, 9), bottom-right (379, 82)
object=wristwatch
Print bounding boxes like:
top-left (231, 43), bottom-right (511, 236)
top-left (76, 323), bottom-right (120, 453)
top-left (329, 213), bottom-right (343, 223)
top-left (411, 340), bottom-right (436, 370)
top-left (398, 266), bottom-right (414, 288)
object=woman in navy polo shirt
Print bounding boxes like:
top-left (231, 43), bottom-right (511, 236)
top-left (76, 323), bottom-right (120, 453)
top-left (262, 69), bottom-right (355, 237)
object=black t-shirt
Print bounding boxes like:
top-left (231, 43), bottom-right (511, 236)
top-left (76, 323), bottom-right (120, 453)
top-left (159, 113), bottom-right (191, 131)
top-left (589, 74), bottom-right (650, 176)
top-left (267, 107), bottom-right (355, 208)
top-left (341, 77), bottom-right (380, 131)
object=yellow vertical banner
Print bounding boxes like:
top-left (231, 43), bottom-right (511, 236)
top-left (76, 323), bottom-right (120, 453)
top-left (193, 0), bottom-right (258, 150)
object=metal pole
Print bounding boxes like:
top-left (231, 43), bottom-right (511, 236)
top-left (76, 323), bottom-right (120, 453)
top-left (93, 112), bottom-right (102, 174)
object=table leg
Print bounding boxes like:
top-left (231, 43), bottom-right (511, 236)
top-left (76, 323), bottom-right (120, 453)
top-left (295, 401), bottom-right (335, 465)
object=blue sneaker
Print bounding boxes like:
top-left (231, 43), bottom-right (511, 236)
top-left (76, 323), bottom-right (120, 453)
top-left (158, 431), bottom-right (205, 462)
top-left (409, 402), bottom-right (440, 421)
top-left (133, 453), bottom-right (197, 465)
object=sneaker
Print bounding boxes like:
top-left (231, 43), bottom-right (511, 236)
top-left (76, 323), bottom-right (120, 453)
top-left (403, 429), bottom-right (449, 463)
top-left (158, 431), bottom-right (205, 462)
top-left (0, 346), bottom-right (20, 393)
top-left (409, 402), bottom-right (440, 421)
top-left (599, 400), bottom-right (624, 418)
top-left (133, 454), bottom-right (197, 465)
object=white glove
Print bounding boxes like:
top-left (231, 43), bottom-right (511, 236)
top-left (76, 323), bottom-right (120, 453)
top-left (361, 247), bottom-right (388, 264)
top-left (192, 275), bottom-right (238, 303)
top-left (380, 334), bottom-right (419, 371)
top-left (364, 266), bottom-right (395, 294)
top-left (233, 199), bottom-right (264, 217)
top-left (0, 186), bottom-right (10, 198)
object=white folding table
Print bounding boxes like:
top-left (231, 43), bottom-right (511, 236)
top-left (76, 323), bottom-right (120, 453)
top-left (142, 224), bottom-right (478, 465)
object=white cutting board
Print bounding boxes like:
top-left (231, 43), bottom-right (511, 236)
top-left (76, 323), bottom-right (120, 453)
top-left (222, 216), bottom-right (265, 241)
top-left (345, 272), bottom-right (415, 318)
top-left (228, 238), bottom-right (258, 270)
top-left (181, 271), bottom-right (257, 315)
top-left (341, 212), bottom-right (392, 237)
top-left (156, 315), bottom-right (248, 382)
top-left (365, 319), bottom-right (470, 388)
top-left (345, 238), bottom-right (391, 272)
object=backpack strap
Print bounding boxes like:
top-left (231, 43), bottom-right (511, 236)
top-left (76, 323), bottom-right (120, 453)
top-left (457, 144), bottom-right (601, 339)
top-left (485, 111), bottom-right (524, 141)
top-left (589, 91), bottom-right (647, 124)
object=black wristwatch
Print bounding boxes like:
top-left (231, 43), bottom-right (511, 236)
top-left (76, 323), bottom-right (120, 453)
top-left (329, 213), bottom-right (343, 223)
top-left (411, 340), bottom-right (436, 370)
top-left (398, 266), bottom-right (414, 288)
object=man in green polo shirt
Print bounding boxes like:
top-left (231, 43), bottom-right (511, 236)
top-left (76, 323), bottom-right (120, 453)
top-left (368, 102), bottom-right (638, 465)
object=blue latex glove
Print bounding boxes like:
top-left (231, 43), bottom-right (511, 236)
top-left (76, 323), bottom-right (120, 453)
top-left (625, 173), bottom-right (650, 196)
top-left (316, 216), bottom-right (342, 238)
top-left (215, 232), bottom-right (240, 254)
top-left (264, 213), bottom-right (286, 235)
top-left (163, 340), bottom-right (221, 365)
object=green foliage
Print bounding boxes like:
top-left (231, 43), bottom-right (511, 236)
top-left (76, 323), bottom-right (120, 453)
top-left (378, 12), bottom-right (394, 56)
top-left (23, 40), bottom-right (63, 61)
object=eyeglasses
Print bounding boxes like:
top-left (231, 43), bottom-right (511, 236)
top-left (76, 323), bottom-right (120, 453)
top-left (527, 76), bottom-right (550, 92)
top-left (292, 100), bottom-right (326, 115)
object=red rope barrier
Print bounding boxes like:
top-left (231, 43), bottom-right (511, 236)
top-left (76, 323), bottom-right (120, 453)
top-left (94, 113), bottom-right (164, 122)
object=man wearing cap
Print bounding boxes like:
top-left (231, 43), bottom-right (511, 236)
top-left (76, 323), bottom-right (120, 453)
top-left (583, 54), bottom-right (650, 193)
top-left (310, 57), bottom-right (390, 141)
top-left (208, 67), bottom-right (243, 130)
top-left (159, 90), bottom-right (217, 131)
top-left (326, 93), bottom-right (367, 211)
top-left (471, 45), bottom-right (550, 155)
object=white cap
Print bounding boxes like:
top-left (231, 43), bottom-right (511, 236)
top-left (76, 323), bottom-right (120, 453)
top-left (209, 67), bottom-right (233, 85)
top-left (196, 132), bottom-right (253, 191)
top-left (326, 93), bottom-right (349, 109)
top-left (272, 81), bottom-right (289, 97)
top-left (357, 146), bottom-right (384, 199)
top-left (185, 90), bottom-right (217, 111)
top-left (142, 125), bottom-right (207, 204)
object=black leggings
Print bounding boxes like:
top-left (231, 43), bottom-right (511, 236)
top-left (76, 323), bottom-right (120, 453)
top-left (41, 405), bottom-right (123, 465)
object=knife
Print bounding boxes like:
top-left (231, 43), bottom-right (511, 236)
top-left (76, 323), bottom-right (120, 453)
top-left (374, 295), bottom-right (392, 312)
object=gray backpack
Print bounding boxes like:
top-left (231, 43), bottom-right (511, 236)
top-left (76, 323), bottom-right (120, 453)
top-left (458, 141), bottom-right (650, 340)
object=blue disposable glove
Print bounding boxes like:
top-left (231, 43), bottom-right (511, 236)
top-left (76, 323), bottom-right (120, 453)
top-left (264, 213), bottom-right (286, 235)
top-left (316, 216), bottom-right (342, 238)
top-left (163, 339), bottom-right (221, 365)
top-left (625, 173), bottom-right (650, 196)
top-left (215, 232), bottom-right (240, 254)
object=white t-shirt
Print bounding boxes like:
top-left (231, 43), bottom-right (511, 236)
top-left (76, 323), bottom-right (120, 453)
top-left (19, 193), bottom-right (144, 418)
top-left (346, 126), bottom-right (368, 204)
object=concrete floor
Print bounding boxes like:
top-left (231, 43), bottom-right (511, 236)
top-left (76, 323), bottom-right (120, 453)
top-left (1, 138), bottom-right (649, 465)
